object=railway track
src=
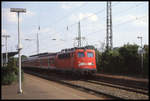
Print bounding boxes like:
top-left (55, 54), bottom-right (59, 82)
top-left (94, 73), bottom-right (148, 91)
top-left (77, 74), bottom-right (148, 95)
top-left (85, 79), bottom-right (148, 95)
top-left (23, 68), bottom-right (149, 100)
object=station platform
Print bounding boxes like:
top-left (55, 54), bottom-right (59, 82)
top-left (2, 73), bottom-right (103, 99)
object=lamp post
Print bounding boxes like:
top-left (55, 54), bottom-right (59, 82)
top-left (25, 25), bottom-right (40, 55)
top-left (137, 36), bottom-right (143, 75)
top-left (1, 44), bottom-right (4, 67)
top-left (2, 34), bottom-right (10, 66)
top-left (10, 8), bottom-right (26, 94)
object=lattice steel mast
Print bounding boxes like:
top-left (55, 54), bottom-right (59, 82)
top-left (78, 21), bottom-right (81, 47)
top-left (106, 1), bottom-right (113, 50)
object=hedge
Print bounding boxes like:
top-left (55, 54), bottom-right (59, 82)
top-left (95, 43), bottom-right (149, 77)
top-left (1, 57), bottom-right (24, 85)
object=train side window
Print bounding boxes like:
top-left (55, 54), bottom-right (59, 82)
top-left (58, 53), bottom-right (71, 59)
top-left (67, 53), bottom-right (70, 58)
top-left (78, 52), bottom-right (85, 58)
top-left (72, 53), bottom-right (74, 57)
top-left (49, 58), bottom-right (54, 64)
top-left (58, 54), bottom-right (61, 59)
top-left (58, 54), bottom-right (63, 59)
top-left (87, 52), bottom-right (94, 57)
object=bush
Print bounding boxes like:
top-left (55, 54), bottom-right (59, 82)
top-left (143, 45), bottom-right (149, 77)
top-left (118, 44), bottom-right (141, 74)
top-left (2, 71), bottom-right (17, 85)
top-left (95, 49), bottom-right (102, 72)
top-left (100, 49), bottom-right (124, 73)
top-left (97, 43), bottom-right (149, 77)
top-left (1, 57), bottom-right (24, 85)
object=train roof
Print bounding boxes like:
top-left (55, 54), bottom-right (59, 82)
top-left (28, 46), bottom-right (95, 58)
top-left (61, 46), bottom-right (95, 52)
top-left (29, 52), bottom-right (57, 57)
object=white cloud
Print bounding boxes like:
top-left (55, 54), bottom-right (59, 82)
top-left (26, 10), bottom-right (35, 17)
top-left (40, 27), bottom-right (52, 34)
top-left (114, 14), bottom-right (135, 23)
top-left (69, 12), bottom-right (98, 22)
top-left (132, 15), bottom-right (148, 27)
top-left (61, 2), bottom-right (86, 10)
top-left (89, 14), bottom-right (98, 21)
top-left (114, 14), bottom-right (148, 27)
top-left (2, 8), bottom-right (35, 23)
top-left (61, 3), bottom-right (72, 9)
top-left (2, 8), bottom-right (21, 23)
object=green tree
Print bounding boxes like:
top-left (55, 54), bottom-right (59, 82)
top-left (100, 49), bottom-right (123, 73)
top-left (143, 45), bottom-right (149, 76)
top-left (97, 43), bottom-right (148, 77)
top-left (118, 43), bottom-right (140, 74)
top-left (95, 49), bottom-right (102, 72)
top-left (21, 55), bottom-right (28, 60)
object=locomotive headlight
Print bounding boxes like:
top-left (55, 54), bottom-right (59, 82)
top-left (78, 62), bottom-right (86, 66)
top-left (88, 62), bottom-right (92, 65)
top-left (88, 62), bottom-right (94, 65)
top-left (78, 62), bottom-right (94, 66)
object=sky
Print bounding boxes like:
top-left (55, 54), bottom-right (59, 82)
top-left (1, 1), bottom-right (149, 56)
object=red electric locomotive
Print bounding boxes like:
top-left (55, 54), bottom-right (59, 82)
top-left (22, 47), bottom-right (97, 75)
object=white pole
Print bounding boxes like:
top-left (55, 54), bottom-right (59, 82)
top-left (141, 37), bottom-right (143, 75)
top-left (37, 32), bottom-right (39, 55)
top-left (137, 36), bottom-right (143, 75)
top-left (6, 36), bottom-right (8, 65)
top-left (2, 35), bottom-right (10, 66)
top-left (10, 8), bottom-right (26, 94)
top-left (18, 12), bottom-right (22, 94)
top-left (1, 53), bottom-right (3, 67)
top-left (2, 45), bottom-right (4, 67)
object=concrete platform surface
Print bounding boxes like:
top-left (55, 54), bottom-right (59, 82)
top-left (2, 73), bottom-right (104, 99)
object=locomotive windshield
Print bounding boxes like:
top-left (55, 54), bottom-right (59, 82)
top-left (78, 52), bottom-right (85, 57)
top-left (87, 52), bottom-right (94, 57)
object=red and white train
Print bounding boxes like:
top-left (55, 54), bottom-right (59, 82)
top-left (22, 47), bottom-right (97, 75)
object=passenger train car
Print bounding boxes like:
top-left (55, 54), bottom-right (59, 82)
top-left (22, 47), bottom-right (97, 75)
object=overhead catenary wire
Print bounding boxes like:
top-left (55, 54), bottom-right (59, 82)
top-left (38, 2), bottom-right (147, 41)
top-left (62, 2), bottom-right (145, 33)
top-left (85, 15), bottom-right (147, 49)
top-left (76, 2), bottom-right (145, 31)
top-left (71, 2), bottom-right (146, 35)
top-left (26, 2), bottom-right (147, 54)
top-left (85, 15), bottom-right (147, 36)
top-left (68, 2), bottom-right (120, 28)
top-left (114, 15), bottom-right (147, 27)
top-left (97, 2), bottom-right (146, 25)
top-left (53, 3), bottom-right (88, 26)
top-left (112, 3), bottom-right (146, 17)
top-left (49, 2), bottom-right (147, 48)
top-left (36, 2), bottom-right (120, 38)
top-left (46, 3), bottom-right (88, 34)
top-left (49, 2), bottom-right (121, 37)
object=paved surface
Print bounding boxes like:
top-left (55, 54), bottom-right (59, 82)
top-left (2, 73), bottom-right (105, 99)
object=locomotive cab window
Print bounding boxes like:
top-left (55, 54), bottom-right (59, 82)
top-left (78, 52), bottom-right (85, 57)
top-left (87, 52), bottom-right (94, 57)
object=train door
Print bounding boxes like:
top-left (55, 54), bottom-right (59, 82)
top-left (48, 56), bottom-right (50, 69)
top-left (71, 52), bottom-right (74, 69)
top-left (39, 57), bottom-right (41, 68)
